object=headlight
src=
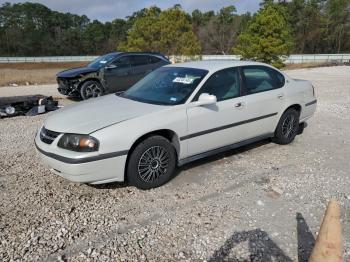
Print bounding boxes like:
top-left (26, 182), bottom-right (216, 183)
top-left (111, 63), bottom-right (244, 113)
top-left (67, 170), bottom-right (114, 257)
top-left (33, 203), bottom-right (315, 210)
top-left (57, 134), bottom-right (99, 152)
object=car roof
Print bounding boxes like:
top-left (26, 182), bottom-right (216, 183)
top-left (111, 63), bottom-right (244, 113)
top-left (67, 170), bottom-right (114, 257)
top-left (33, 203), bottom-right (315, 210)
top-left (109, 51), bottom-right (167, 58)
top-left (105, 52), bottom-right (122, 56)
top-left (165, 60), bottom-right (271, 72)
top-left (104, 51), bottom-right (169, 62)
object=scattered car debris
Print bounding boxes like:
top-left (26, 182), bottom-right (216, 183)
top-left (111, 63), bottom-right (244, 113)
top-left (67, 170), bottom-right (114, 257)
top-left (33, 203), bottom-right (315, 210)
top-left (0, 95), bottom-right (60, 118)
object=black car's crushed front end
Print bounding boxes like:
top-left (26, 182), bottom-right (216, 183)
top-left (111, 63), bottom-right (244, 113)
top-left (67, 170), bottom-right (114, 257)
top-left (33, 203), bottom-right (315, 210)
top-left (57, 77), bottom-right (82, 97)
top-left (56, 66), bottom-right (100, 98)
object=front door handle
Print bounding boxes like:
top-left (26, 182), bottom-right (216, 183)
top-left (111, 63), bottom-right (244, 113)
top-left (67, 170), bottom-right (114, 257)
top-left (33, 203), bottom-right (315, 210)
top-left (234, 102), bottom-right (244, 108)
top-left (118, 72), bottom-right (129, 76)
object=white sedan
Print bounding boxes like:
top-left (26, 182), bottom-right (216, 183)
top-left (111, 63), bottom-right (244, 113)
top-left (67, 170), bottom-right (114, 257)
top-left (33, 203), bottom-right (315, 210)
top-left (35, 61), bottom-right (317, 189)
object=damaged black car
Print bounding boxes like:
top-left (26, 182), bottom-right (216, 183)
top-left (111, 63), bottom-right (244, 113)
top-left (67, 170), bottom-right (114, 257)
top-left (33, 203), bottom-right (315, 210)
top-left (57, 52), bottom-right (170, 100)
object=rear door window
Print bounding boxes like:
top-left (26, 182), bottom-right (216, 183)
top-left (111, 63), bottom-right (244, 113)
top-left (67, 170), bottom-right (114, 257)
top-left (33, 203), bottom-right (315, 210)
top-left (242, 66), bottom-right (283, 94)
top-left (149, 56), bottom-right (162, 64)
top-left (273, 69), bottom-right (285, 88)
top-left (130, 55), bottom-right (150, 67)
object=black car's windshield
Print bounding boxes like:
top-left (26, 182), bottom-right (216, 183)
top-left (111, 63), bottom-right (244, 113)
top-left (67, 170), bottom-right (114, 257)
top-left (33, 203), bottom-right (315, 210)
top-left (88, 54), bottom-right (117, 69)
top-left (120, 67), bottom-right (208, 105)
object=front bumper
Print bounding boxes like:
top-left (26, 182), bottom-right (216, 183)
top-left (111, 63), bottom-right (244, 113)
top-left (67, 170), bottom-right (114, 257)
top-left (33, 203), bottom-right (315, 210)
top-left (57, 78), bottom-right (80, 97)
top-left (35, 132), bottom-right (127, 184)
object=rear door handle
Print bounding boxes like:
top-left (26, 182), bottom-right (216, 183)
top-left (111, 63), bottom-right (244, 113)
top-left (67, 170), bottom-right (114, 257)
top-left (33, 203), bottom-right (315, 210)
top-left (277, 94), bottom-right (284, 99)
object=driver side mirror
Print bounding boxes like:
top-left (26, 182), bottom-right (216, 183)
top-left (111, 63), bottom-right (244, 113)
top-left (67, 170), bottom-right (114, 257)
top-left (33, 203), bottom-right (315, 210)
top-left (196, 93), bottom-right (217, 106)
top-left (105, 64), bottom-right (117, 70)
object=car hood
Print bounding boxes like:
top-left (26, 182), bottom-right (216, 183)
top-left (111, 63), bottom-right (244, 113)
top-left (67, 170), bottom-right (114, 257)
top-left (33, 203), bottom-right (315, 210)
top-left (44, 95), bottom-right (164, 134)
top-left (57, 67), bottom-right (98, 78)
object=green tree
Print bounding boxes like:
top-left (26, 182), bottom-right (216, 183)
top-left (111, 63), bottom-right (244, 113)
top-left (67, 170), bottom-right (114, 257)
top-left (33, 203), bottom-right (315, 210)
top-left (196, 6), bottom-right (242, 54)
top-left (118, 7), bottom-right (162, 52)
top-left (83, 20), bottom-right (108, 54)
top-left (120, 6), bottom-right (201, 55)
top-left (285, 0), bottom-right (327, 53)
top-left (234, 4), bottom-right (294, 68)
top-left (191, 9), bottom-right (215, 27)
top-left (324, 0), bottom-right (350, 53)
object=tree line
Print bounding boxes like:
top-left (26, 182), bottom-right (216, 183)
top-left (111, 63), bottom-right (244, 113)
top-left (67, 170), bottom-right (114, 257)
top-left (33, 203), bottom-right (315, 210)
top-left (0, 1), bottom-right (349, 65)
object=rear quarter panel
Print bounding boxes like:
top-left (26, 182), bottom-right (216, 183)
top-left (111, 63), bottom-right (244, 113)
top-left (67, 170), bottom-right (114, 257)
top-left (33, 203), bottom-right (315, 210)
top-left (283, 76), bottom-right (316, 121)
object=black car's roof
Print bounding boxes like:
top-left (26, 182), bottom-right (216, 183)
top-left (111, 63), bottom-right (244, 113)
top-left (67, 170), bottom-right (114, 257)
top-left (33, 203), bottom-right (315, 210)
top-left (105, 51), bottom-right (168, 59)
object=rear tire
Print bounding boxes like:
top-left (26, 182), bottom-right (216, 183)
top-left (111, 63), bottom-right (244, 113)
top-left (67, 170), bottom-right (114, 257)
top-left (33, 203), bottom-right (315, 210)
top-left (80, 80), bottom-right (104, 100)
top-left (127, 136), bottom-right (176, 190)
top-left (273, 108), bottom-right (300, 145)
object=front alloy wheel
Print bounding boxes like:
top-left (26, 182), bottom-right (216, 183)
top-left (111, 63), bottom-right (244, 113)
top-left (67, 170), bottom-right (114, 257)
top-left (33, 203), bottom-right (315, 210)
top-left (127, 136), bottom-right (176, 189)
top-left (138, 146), bottom-right (170, 183)
top-left (80, 80), bottom-right (103, 100)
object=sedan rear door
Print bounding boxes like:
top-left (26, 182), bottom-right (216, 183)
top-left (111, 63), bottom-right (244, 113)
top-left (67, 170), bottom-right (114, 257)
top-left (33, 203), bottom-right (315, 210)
top-left (237, 65), bottom-right (286, 140)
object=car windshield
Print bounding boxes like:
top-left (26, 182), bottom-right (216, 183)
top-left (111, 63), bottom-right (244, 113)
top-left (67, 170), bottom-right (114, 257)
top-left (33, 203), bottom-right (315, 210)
top-left (120, 67), bottom-right (208, 105)
top-left (88, 54), bottom-right (117, 69)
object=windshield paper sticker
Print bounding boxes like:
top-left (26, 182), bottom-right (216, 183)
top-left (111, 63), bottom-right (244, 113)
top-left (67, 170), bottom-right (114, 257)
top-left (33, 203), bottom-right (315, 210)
top-left (173, 77), bottom-right (195, 84)
top-left (99, 60), bottom-right (107, 64)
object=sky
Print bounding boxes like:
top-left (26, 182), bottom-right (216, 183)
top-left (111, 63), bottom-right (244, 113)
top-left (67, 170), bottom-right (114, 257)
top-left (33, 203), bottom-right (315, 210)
top-left (0, 0), bottom-right (261, 22)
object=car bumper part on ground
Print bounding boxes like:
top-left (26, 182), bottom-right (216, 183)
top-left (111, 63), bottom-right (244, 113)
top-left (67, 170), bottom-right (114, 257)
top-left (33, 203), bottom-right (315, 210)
top-left (34, 133), bottom-right (127, 184)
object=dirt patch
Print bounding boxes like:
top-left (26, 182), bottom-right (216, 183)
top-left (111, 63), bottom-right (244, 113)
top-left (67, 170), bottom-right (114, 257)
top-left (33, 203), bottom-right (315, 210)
top-left (282, 62), bottom-right (347, 70)
top-left (0, 62), bottom-right (87, 86)
top-left (0, 62), bottom-right (87, 70)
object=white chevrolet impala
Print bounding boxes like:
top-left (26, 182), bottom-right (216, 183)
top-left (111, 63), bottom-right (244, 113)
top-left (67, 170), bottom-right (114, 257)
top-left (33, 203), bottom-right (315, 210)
top-left (35, 61), bottom-right (317, 189)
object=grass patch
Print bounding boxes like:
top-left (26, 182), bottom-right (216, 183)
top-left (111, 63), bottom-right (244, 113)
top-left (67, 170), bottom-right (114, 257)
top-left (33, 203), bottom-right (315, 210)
top-left (283, 62), bottom-right (346, 70)
top-left (0, 62), bottom-right (87, 86)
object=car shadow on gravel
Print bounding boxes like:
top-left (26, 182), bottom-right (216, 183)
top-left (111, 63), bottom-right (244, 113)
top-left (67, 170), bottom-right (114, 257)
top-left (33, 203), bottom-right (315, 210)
top-left (296, 213), bottom-right (316, 262)
top-left (89, 181), bottom-right (128, 190)
top-left (88, 139), bottom-right (271, 190)
top-left (172, 139), bottom-right (271, 182)
top-left (208, 229), bottom-right (293, 261)
top-left (208, 213), bottom-right (315, 262)
top-left (66, 96), bottom-right (82, 102)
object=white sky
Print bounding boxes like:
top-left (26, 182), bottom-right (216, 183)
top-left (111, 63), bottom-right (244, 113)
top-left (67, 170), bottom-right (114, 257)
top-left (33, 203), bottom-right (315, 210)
top-left (0, 0), bottom-right (261, 22)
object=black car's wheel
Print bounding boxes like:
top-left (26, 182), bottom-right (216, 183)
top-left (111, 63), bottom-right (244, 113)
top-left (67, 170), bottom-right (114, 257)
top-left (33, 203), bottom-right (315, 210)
top-left (127, 136), bottom-right (176, 190)
top-left (80, 80), bottom-right (104, 100)
top-left (273, 108), bottom-right (300, 145)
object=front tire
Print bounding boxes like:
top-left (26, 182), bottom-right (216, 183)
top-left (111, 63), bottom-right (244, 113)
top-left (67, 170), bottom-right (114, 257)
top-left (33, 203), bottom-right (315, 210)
top-left (80, 80), bottom-right (104, 100)
top-left (127, 136), bottom-right (176, 190)
top-left (273, 108), bottom-right (300, 145)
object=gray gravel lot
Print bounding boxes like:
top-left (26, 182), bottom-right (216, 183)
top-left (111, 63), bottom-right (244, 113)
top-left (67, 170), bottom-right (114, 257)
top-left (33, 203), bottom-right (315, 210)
top-left (1, 66), bottom-right (350, 261)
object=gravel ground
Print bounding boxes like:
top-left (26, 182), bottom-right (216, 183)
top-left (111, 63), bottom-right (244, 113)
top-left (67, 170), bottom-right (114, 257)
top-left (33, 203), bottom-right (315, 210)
top-left (1, 66), bottom-right (350, 261)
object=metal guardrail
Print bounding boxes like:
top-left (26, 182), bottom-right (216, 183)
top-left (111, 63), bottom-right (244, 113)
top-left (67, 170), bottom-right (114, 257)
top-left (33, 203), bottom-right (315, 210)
top-left (285, 54), bottom-right (350, 64)
top-left (0, 56), bottom-right (98, 63)
top-left (0, 54), bottom-right (349, 64)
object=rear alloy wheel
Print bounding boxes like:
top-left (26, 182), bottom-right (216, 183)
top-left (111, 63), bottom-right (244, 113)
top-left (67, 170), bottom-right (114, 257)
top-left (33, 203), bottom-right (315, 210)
top-left (127, 136), bottom-right (176, 190)
top-left (80, 80), bottom-right (104, 100)
top-left (273, 108), bottom-right (300, 145)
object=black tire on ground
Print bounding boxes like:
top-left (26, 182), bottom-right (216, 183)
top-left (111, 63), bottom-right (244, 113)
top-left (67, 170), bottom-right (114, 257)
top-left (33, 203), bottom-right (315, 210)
top-left (80, 80), bottom-right (104, 100)
top-left (127, 135), bottom-right (177, 190)
top-left (273, 108), bottom-right (300, 145)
